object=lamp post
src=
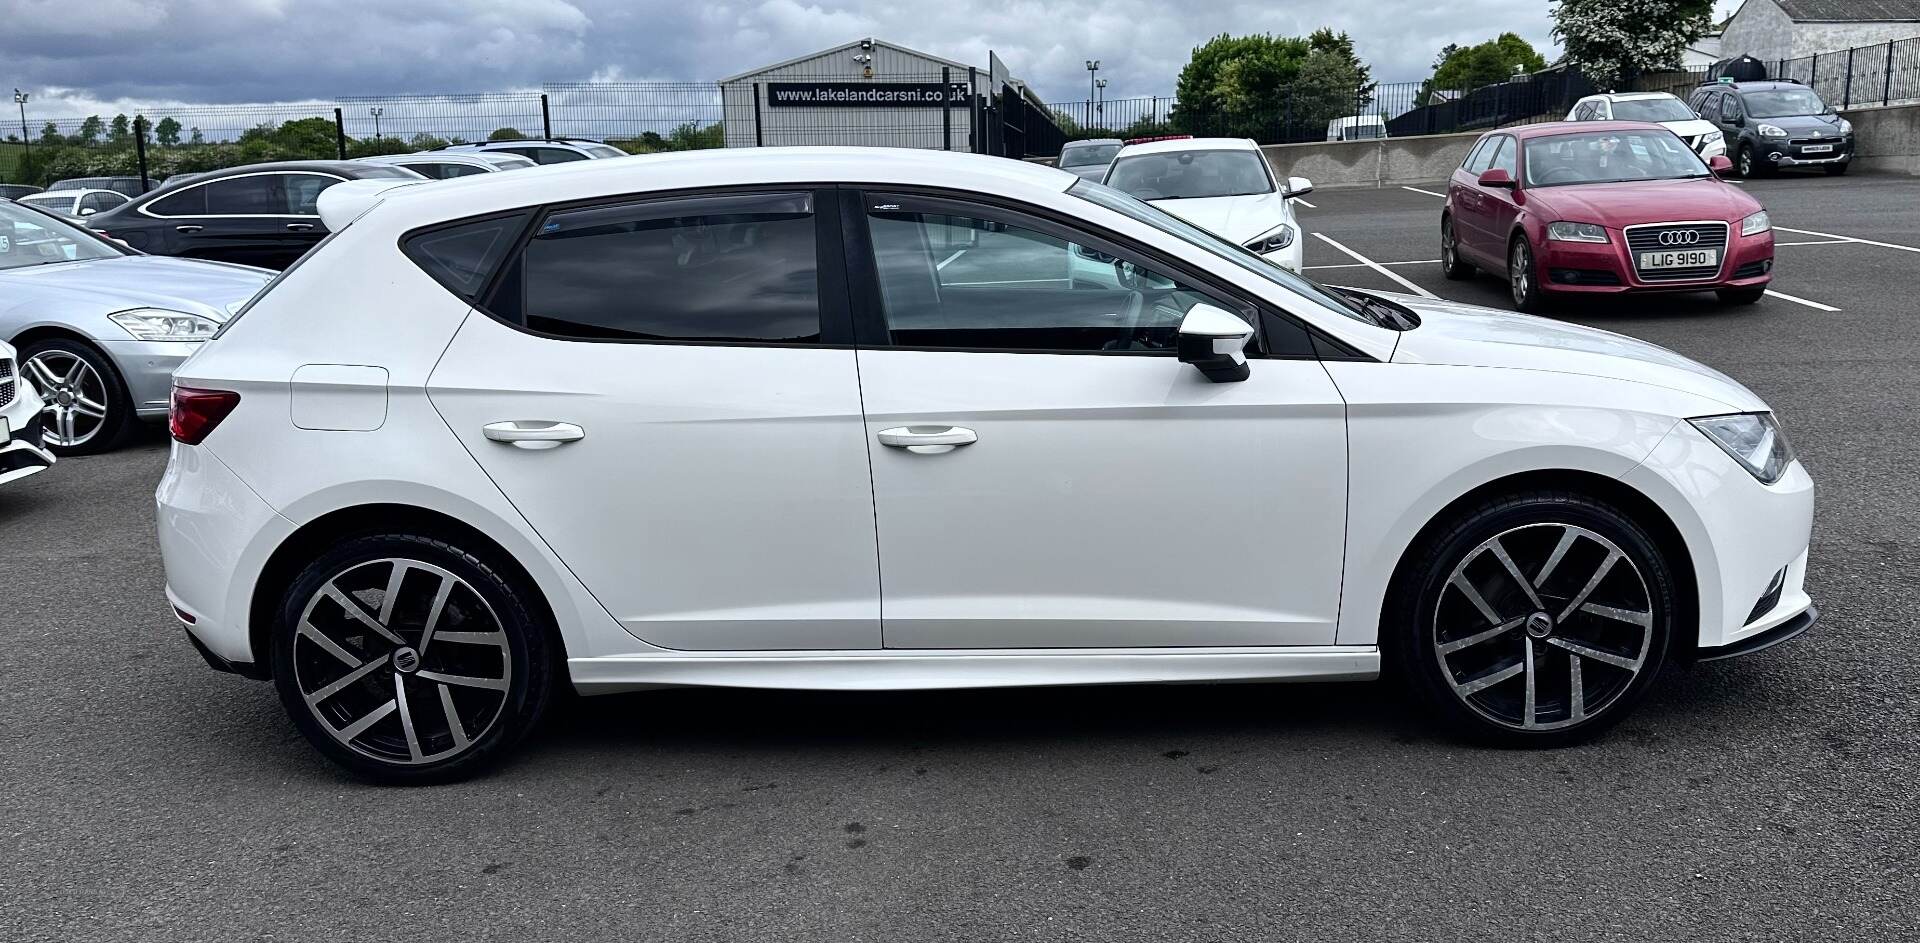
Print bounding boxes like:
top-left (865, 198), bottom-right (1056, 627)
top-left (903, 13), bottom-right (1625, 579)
top-left (370, 107), bottom-right (384, 140)
top-left (1096, 78), bottom-right (1108, 120)
top-left (1085, 59), bottom-right (1100, 127)
top-left (12, 89), bottom-right (28, 173)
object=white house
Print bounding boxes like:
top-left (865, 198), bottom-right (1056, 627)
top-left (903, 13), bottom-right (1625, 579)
top-left (1719, 0), bottom-right (1920, 61)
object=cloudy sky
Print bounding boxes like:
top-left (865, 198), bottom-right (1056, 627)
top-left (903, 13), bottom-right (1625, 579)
top-left (3, 0), bottom-right (1749, 116)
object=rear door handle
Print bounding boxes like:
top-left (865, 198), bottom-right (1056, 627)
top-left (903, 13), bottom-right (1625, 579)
top-left (876, 425), bottom-right (977, 451)
top-left (175, 225), bottom-right (203, 233)
top-left (482, 420), bottom-right (585, 450)
top-left (286, 222), bottom-right (315, 231)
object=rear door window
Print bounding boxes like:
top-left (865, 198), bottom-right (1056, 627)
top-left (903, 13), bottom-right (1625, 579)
top-left (204, 175), bottom-right (285, 215)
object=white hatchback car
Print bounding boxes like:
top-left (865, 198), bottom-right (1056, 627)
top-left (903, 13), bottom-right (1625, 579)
top-left (158, 148), bottom-right (1816, 782)
top-left (1100, 137), bottom-right (1311, 273)
top-left (1567, 92), bottom-right (1727, 158)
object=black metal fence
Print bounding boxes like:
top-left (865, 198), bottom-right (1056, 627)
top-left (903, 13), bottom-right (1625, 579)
top-left (1045, 35), bottom-right (1920, 147)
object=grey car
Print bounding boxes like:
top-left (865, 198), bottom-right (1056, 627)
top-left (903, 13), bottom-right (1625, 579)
top-left (1058, 138), bottom-right (1124, 180)
top-left (0, 199), bottom-right (272, 454)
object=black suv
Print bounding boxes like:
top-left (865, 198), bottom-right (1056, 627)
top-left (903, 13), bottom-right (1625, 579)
top-left (84, 161), bottom-right (421, 269)
top-left (1687, 80), bottom-right (1852, 178)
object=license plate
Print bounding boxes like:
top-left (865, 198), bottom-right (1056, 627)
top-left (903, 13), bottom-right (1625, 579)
top-left (1640, 249), bottom-right (1719, 269)
top-left (1802, 144), bottom-right (1833, 153)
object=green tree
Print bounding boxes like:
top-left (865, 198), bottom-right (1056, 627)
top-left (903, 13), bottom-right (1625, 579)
top-left (1552, 0), bottom-right (1714, 89)
top-left (76, 115), bottom-right (104, 145)
top-left (1424, 33), bottom-right (1549, 99)
top-left (109, 114), bottom-right (131, 144)
top-left (154, 117), bottom-right (182, 146)
top-left (39, 121), bottom-right (60, 146)
top-left (1294, 47), bottom-right (1368, 132)
top-left (487, 126), bottom-right (526, 141)
top-left (189, 127), bottom-right (204, 145)
top-left (1171, 31), bottom-right (1371, 139)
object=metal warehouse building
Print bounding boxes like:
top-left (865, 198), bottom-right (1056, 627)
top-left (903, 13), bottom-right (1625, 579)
top-left (718, 38), bottom-right (1057, 155)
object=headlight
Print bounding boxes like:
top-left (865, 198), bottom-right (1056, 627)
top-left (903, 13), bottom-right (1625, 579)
top-left (1837, 117), bottom-right (1852, 136)
top-left (1546, 221), bottom-right (1609, 243)
top-left (1703, 129), bottom-right (1724, 144)
top-left (1690, 412), bottom-right (1793, 484)
top-left (108, 308), bottom-right (221, 342)
top-left (1757, 123), bottom-right (1788, 138)
top-left (1243, 223), bottom-right (1295, 254)
top-left (1741, 210), bottom-right (1771, 236)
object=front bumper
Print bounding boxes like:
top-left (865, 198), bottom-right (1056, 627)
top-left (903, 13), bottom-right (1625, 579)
top-left (100, 339), bottom-right (202, 418)
top-left (1696, 604), bottom-right (1817, 662)
top-left (1, 383), bottom-right (55, 486)
top-left (1762, 140), bottom-right (1853, 168)
top-left (1537, 225), bottom-right (1774, 296)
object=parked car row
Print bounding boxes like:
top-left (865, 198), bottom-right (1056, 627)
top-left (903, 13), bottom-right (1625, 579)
top-left (1568, 77), bottom-right (1851, 178)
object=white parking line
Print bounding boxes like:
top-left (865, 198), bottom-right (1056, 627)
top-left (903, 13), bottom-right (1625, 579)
top-left (1764, 289), bottom-right (1841, 312)
top-left (1773, 239), bottom-right (1854, 247)
top-left (1401, 186), bottom-right (1446, 198)
top-left (1305, 259), bottom-right (1440, 271)
top-left (1312, 233), bottom-right (1438, 298)
top-left (1291, 197), bottom-right (1316, 208)
top-left (1775, 226), bottom-right (1920, 255)
top-left (936, 248), bottom-right (967, 270)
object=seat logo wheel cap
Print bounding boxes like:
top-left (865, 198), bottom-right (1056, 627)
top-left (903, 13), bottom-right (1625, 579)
top-left (392, 647), bottom-right (420, 673)
top-left (1525, 612), bottom-right (1555, 639)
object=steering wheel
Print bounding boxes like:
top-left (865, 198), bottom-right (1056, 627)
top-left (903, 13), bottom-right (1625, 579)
top-left (1100, 290), bottom-right (1150, 350)
top-left (1537, 166), bottom-right (1583, 184)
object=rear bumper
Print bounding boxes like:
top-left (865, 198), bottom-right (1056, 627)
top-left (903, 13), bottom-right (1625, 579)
top-left (100, 339), bottom-right (201, 418)
top-left (1537, 226), bottom-right (1773, 296)
top-left (157, 441), bottom-right (293, 671)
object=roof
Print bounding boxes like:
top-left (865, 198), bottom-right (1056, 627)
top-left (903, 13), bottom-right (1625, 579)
top-left (1585, 91), bottom-right (1683, 101)
top-left (356, 152), bottom-right (499, 167)
top-left (356, 147), bottom-right (1075, 228)
top-left (720, 37), bottom-right (981, 83)
top-left (1062, 138), bottom-right (1123, 147)
top-left (1114, 137), bottom-right (1260, 157)
top-left (1773, 0), bottom-right (1920, 20)
top-left (1500, 120), bottom-right (1675, 139)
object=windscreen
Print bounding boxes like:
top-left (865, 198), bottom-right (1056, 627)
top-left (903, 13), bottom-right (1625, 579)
top-left (1742, 88), bottom-right (1829, 118)
top-left (1060, 143), bottom-right (1121, 167)
top-left (1610, 97), bottom-right (1697, 122)
top-left (1523, 129), bottom-right (1711, 187)
top-left (0, 201), bottom-right (129, 270)
top-left (1103, 150), bottom-right (1274, 200)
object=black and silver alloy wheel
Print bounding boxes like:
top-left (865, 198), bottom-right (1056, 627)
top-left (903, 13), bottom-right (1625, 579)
top-left (1440, 216), bottom-right (1472, 280)
top-left (21, 342), bottom-right (123, 453)
top-left (1389, 491), bottom-right (1674, 746)
top-left (1508, 238), bottom-right (1540, 312)
top-left (1433, 524), bottom-right (1653, 731)
top-left (274, 535), bottom-right (552, 783)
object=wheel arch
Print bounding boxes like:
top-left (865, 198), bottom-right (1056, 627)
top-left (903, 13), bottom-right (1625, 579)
top-left (247, 503), bottom-right (569, 679)
top-left (1381, 467), bottom-right (1698, 660)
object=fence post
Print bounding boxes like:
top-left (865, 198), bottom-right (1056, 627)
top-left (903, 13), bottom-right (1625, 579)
top-left (133, 116), bottom-right (150, 192)
top-left (540, 94), bottom-right (553, 139)
top-left (752, 82), bottom-right (764, 147)
top-left (333, 108), bottom-right (346, 159)
top-left (942, 67), bottom-right (952, 151)
top-left (1810, 52), bottom-right (1819, 90)
top-left (968, 67), bottom-right (979, 154)
top-left (1843, 47), bottom-right (1855, 107)
top-left (1886, 41), bottom-right (1897, 104)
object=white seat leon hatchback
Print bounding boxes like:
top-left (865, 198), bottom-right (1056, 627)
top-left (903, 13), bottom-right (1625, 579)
top-left (158, 148), bottom-right (1816, 783)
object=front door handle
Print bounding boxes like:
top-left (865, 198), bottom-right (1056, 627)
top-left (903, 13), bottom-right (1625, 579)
top-left (482, 420), bottom-right (585, 450)
top-left (876, 425), bottom-right (977, 452)
top-left (175, 225), bottom-right (203, 233)
top-left (286, 222), bottom-right (314, 231)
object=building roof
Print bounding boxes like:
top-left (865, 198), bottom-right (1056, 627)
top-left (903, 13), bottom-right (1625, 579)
top-left (720, 38), bottom-right (980, 84)
top-left (1773, 0), bottom-right (1920, 21)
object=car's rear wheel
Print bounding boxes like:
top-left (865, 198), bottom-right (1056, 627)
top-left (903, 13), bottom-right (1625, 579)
top-left (1508, 237), bottom-right (1543, 313)
top-left (1386, 491), bottom-right (1676, 747)
top-left (19, 338), bottom-right (132, 456)
top-left (1717, 286), bottom-right (1766, 305)
top-left (271, 533), bottom-right (554, 784)
top-left (1440, 215), bottom-right (1473, 280)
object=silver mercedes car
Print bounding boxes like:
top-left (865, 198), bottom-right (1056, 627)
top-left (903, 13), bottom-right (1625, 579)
top-left (1, 199), bottom-right (273, 454)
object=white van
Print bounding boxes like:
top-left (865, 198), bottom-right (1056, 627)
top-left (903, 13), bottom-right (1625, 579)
top-left (1327, 115), bottom-right (1387, 142)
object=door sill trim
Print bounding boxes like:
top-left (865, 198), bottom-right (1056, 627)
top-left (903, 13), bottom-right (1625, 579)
top-left (568, 646), bottom-right (1379, 694)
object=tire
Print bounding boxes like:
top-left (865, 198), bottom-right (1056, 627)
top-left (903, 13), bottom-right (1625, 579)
top-left (1440, 215), bottom-right (1473, 280)
top-left (17, 337), bottom-right (133, 456)
top-left (1716, 286), bottom-right (1766, 305)
top-left (271, 533), bottom-right (555, 784)
top-left (1508, 236), bottom-right (1544, 313)
top-left (1384, 490), bottom-right (1677, 748)
top-left (1736, 144), bottom-right (1756, 179)
top-left (1824, 162), bottom-right (1849, 176)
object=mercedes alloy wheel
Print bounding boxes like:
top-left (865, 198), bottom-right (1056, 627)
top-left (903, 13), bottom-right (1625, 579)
top-left (20, 339), bottom-right (129, 455)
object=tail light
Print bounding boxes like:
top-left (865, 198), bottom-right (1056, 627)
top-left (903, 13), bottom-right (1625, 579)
top-left (169, 386), bottom-right (241, 445)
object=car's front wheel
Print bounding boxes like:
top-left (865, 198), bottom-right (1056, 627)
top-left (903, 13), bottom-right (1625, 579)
top-left (18, 338), bottom-right (132, 455)
top-left (1508, 237), bottom-right (1543, 313)
top-left (1440, 215), bottom-right (1473, 280)
top-left (1387, 491), bottom-right (1676, 747)
top-left (271, 533), bottom-right (555, 784)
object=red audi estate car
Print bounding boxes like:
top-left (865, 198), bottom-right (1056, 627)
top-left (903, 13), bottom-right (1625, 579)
top-left (1442, 121), bottom-right (1775, 312)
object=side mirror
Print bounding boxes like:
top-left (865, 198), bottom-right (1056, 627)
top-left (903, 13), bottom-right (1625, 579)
top-left (1477, 167), bottom-right (1515, 188)
top-left (1708, 154), bottom-right (1734, 176)
top-left (1284, 175), bottom-right (1314, 199)
top-left (1177, 303), bottom-right (1253, 383)
top-left (79, 207), bottom-right (97, 216)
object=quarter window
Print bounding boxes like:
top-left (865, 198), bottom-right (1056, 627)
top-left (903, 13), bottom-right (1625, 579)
top-left (1488, 136), bottom-right (1518, 177)
top-left (204, 175), bottom-right (284, 215)
top-left (1464, 138), bottom-right (1497, 173)
top-left (864, 202), bottom-right (1237, 353)
top-left (489, 192), bottom-right (821, 343)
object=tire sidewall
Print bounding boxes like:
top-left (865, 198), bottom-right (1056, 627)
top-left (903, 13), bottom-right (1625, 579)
top-left (20, 337), bottom-right (133, 456)
top-left (1509, 237), bottom-right (1541, 312)
top-left (1387, 492), bottom-right (1677, 747)
top-left (270, 533), bottom-right (554, 784)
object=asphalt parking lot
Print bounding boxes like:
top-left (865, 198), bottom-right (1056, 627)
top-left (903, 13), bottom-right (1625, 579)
top-left (5, 171), bottom-right (1919, 942)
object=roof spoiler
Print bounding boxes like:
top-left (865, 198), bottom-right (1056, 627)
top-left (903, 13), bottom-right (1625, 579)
top-left (315, 179), bottom-right (424, 231)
